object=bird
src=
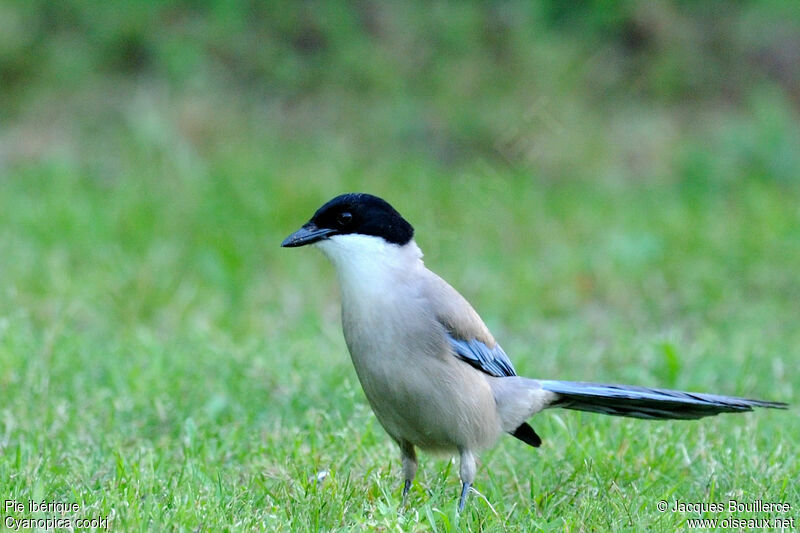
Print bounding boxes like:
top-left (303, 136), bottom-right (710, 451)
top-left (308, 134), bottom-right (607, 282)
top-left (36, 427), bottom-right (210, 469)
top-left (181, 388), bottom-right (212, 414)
top-left (281, 192), bottom-right (787, 512)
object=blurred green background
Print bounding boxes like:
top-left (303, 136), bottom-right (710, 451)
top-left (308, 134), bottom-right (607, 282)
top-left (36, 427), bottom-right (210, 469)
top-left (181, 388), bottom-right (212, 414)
top-left (1, 1), bottom-right (798, 530)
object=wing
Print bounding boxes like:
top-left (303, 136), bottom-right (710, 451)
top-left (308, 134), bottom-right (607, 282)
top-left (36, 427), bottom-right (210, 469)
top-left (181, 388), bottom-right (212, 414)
top-left (421, 269), bottom-right (517, 377)
top-left (420, 269), bottom-right (539, 445)
top-left (448, 335), bottom-right (517, 377)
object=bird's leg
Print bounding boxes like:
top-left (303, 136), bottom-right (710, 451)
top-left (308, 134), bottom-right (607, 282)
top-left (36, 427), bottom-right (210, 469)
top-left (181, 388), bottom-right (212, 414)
top-left (457, 448), bottom-right (476, 513)
top-left (399, 441), bottom-right (417, 505)
top-left (458, 482), bottom-right (471, 513)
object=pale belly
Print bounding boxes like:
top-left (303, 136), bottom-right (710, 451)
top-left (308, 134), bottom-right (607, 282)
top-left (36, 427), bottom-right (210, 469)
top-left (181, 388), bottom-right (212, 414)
top-left (343, 311), bottom-right (503, 451)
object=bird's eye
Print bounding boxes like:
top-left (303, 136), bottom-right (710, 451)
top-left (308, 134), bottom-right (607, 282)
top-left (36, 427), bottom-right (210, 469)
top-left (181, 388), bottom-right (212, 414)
top-left (337, 212), bottom-right (353, 226)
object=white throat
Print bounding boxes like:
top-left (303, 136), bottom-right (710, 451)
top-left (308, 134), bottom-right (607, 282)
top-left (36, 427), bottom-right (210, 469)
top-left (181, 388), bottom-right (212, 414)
top-left (314, 234), bottom-right (424, 297)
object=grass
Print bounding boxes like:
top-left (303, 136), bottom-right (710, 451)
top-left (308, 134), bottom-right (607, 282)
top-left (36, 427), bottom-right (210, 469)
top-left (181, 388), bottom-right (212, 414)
top-left (0, 164), bottom-right (796, 531)
top-left (1, 2), bottom-right (799, 531)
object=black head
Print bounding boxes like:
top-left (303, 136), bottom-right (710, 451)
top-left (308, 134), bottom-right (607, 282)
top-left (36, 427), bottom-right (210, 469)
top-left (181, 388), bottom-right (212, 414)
top-left (281, 193), bottom-right (414, 248)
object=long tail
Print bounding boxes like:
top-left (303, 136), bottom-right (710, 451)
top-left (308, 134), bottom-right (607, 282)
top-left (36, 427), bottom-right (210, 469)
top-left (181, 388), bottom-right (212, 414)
top-left (539, 380), bottom-right (787, 420)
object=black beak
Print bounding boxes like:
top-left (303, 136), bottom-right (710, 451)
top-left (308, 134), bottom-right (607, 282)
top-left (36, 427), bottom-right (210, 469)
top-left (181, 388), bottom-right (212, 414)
top-left (281, 223), bottom-right (337, 247)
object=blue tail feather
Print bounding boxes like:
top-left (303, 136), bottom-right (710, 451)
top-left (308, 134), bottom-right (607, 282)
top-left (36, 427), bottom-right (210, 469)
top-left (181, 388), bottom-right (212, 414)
top-left (539, 380), bottom-right (787, 420)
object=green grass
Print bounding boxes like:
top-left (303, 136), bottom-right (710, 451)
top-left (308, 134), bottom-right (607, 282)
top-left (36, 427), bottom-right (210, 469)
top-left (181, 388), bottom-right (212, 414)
top-left (1, 2), bottom-right (799, 531)
top-left (1, 164), bottom-right (797, 531)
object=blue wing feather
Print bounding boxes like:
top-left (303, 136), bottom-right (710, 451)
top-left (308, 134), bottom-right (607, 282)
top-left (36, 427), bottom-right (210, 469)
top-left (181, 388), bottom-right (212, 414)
top-left (448, 335), bottom-right (517, 377)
